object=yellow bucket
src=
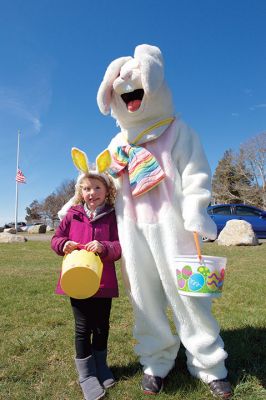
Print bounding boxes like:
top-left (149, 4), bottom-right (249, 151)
top-left (61, 249), bottom-right (103, 299)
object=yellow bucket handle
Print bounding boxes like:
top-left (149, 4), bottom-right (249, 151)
top-left (77, 244), bottom-right (86, 250)
top-left (193, 232), bottom-right (202, 263)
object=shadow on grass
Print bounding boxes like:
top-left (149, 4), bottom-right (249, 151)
top-left (222, 326), bottom-right (266, 386)
top-left (112, 362), bottom-right (141, 380)
top-left (112, 326), bottom-right (266, 394)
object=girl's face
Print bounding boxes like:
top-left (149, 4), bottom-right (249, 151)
top-left (81, 177), bottom-right (108, 211)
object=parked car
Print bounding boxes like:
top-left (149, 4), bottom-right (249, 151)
top-left (4, 221), bottom-right (26, 229)
top-left (205, 204), bottom-right (266, 240)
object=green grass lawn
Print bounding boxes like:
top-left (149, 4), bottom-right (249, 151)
top-left (0, 240), bottom-right (265, 400)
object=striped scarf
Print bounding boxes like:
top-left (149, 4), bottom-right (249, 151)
top-left (107, 118), bottom-right (174, 197)
top-left (108, 144), bottom-right (165, 197)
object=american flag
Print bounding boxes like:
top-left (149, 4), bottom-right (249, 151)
top-left (16, 169), bottom-right (26, 183)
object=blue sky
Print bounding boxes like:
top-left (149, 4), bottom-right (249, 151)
top-left (0, 0), bottom-right (265, 226)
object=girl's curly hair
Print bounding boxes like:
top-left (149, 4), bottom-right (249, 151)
top-left (73, 172), bottom-right (116, 207)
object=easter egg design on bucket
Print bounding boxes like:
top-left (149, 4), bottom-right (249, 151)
top-left (207, 270), bottom-right (220, 291)
top-left (175, 255), bottom-right (227, 297)
top-left (207, 268), bottom-right (225, 291)
top-left (177, 278), bottom-right (186, 289)
top-left (188, 273), bottom-right (205, 292)
top-left (182, 265), bottom-right (192, 279)
top-left (176, 268), bottom-right (186, 289)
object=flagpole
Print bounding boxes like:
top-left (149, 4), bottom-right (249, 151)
top-left (15, 130), bottom-right (20, 232)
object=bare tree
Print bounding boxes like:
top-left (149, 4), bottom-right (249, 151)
top-left (42, 179), bottom-right (75, 225)
top-left (232, 149), bottom-right (259, 206)
top-left (25, 200), bottom-right (43, 223)
top-left (240, 132), bottom-right (266, 208)
top-left (212, 133), bottom-right (266, 208)
top-left (25, 179), bottom-right (75, 226)
top-left (55, 179), bottom-right (76, 206)
top-left (42, 193), bottom-right (62, 223)
top-left (212, 149), bottom-right (244, 204)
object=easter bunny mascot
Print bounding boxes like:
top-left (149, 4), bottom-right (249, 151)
top-left (95, 44), bottom-right (232, 399)
top-left (59, 44), bottom-right (231, 398)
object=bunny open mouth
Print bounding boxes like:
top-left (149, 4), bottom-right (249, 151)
top-left (121, 89), bottom-right (144, 112)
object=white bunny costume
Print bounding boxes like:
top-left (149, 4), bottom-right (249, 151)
top-left (96, 44), bottom-right (229, 384)
top-left (59, 44), bottom-right (228, 385)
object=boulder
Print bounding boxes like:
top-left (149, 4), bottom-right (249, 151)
top-left (4, 228), bottom-right (17, 234)
top-left (0, 232), bottom-right (27, 243)
top-left (27, 224), bottom-right (47, 234)
top-left (217, 219), bottom-right (259, 246)
top-left (46, 225), bottom-right (54, 232)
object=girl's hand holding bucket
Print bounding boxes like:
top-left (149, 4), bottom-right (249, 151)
top-left (63, 240), bottom-right (79, 254)
top-left (84, 240), bottom-right (105, 254)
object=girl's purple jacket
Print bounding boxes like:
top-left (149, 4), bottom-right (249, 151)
top-left (51, 204), bottom-right (121, 298)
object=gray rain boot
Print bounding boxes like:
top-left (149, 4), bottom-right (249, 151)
top-left (75, 355), bottom-right (105, 400)
top-left (93, 349), bottom-right (115, 389)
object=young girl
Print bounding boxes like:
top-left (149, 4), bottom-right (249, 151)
top-left (51, 171), bottom-right (121, 400)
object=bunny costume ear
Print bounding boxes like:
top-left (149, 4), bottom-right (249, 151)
top-left (134, 44), bottom-right (164, 94)
top-left (97, 56), bottom-right (132, 115)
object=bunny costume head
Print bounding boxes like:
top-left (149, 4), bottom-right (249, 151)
top-left (97, 44), bottom-right (174, 143)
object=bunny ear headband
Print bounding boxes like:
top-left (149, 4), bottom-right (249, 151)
top-left (72, 147), bottom-right (112, 186)
top-left (57, 147), bottom-right (112, 221)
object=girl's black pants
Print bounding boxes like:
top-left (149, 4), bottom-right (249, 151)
top-left (70, 297), bottom-right (112, 359)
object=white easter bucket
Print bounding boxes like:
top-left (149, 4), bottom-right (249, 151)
top-left (175, 232), bottom-right (227, 298)
top-left (175, 254), bottom-right (227, 297)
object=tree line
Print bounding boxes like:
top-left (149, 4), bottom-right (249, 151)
top-left (25, 179), bottom-right (76, 226)
top-left (25, 132), bottom-right (266, 225)
top-left (212, 131), bottom-right (265, 208)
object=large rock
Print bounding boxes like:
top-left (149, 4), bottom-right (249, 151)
top-left (4, 228), bottom-right (17, 234)
top-left (27, 224), bottom-right (47, 234)
top-left (3, 227), bottom-right (23, 233)
top-left (217, 219), bottom-right (259, 246)
top-left (0, 232), bottom-right (27, 243)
